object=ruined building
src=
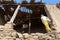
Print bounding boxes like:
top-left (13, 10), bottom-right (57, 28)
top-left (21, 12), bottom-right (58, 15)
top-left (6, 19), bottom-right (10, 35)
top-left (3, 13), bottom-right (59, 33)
top-left (0, 0), bottom-right (60, 40)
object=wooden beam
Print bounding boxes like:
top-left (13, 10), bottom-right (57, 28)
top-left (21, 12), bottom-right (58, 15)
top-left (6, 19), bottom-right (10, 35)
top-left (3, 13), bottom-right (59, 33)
top-left (0, 4), bottom-right (44, 6)
top-left (9, 5), bottom-right (20, 23)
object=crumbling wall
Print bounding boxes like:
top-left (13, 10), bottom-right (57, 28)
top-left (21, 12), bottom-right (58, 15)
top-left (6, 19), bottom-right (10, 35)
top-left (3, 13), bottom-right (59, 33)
top-left (45, 4), bottom-right (60, 32)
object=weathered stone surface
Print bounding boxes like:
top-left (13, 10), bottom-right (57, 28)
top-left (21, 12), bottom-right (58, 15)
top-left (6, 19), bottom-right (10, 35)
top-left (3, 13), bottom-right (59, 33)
top-left (17, 33), bottom-right (23, 38)
top-left (23, 33), bottom-right (30, 39)
top-left (0, 25), bottom-right (4, 29)
top-left (45, 4), bottom-right (60, 32)
top-left (33, 36), bottom-right (38, 39)
top-left (4, 23), bottom-right (13, 29)
top-left (31, 33), bottom-right (36, 36)
top-left (11, 32), bottom-right (17, 37)
top-left (56, 34), bottom-right (60, 39)
top-left (16, 38), bottom-right (21, 40)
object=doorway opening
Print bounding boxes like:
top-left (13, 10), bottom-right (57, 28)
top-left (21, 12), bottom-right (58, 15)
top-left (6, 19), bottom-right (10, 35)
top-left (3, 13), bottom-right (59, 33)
top-left (13, 5), bottom-right (51, 33)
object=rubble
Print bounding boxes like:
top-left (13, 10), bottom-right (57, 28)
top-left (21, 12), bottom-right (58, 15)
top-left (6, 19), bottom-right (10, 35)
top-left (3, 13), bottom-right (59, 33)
top-left (0, 23), bottom-right (59, 40)
top-left (0, 25), bottom-right (59, 40)
top-left (0, 0), bottom-right (60, 40)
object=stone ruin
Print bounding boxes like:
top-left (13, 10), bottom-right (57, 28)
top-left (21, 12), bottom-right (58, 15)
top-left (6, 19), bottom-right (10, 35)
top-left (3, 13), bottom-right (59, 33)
top-left (0, 0), bottom-right (60, 40)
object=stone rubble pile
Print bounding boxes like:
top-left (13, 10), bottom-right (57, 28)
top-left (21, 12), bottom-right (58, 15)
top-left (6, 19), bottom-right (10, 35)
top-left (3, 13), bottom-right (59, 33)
top-left (0, 28), bottom-right (60, 40)
top-left (0, 23), bottom-right (60, 40)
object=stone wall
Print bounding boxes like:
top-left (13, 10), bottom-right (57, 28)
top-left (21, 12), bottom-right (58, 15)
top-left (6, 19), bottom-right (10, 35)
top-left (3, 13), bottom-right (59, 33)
top-left (45, 4), bottom-right (60, 32)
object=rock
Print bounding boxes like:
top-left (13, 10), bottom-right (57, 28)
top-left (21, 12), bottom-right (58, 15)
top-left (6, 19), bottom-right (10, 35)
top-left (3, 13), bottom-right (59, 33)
top-left (23, 33), bottom-right (29, 39)
top-left (4, 22), bottom-right (13, 29)
top-left (1, 38), bottom-right (8, 40)
top-left (49, 34), bottom-right (55, 38)
top-left (0, 25), bottom-right (4, 29)
top-left (7, 38), bottom-right (15, 40)
top-left (16, 38), bottom-right (21, 40)
top-left (11, 32), bottom-right (17, 37)
top-left (35, 33), bottom-right (40, 35)
top-left (0, 33), bottom-right (4, 37)
top-left (33, 36), bottom-right (38, 39)
top-left (17, 33), bottom-right (23, 38)
top-left (45, 36), bottom-right (52, 40)
top-left (35, 33), bottom-right (42, 37)
top-left (31, 33), bottom-right (36, 36)
top-left (56, 34), bottom-right (60, 39)
top-left (28, 38), bottom-right (35, 40)
top-left (3, 36), bottom-right (15, 40)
